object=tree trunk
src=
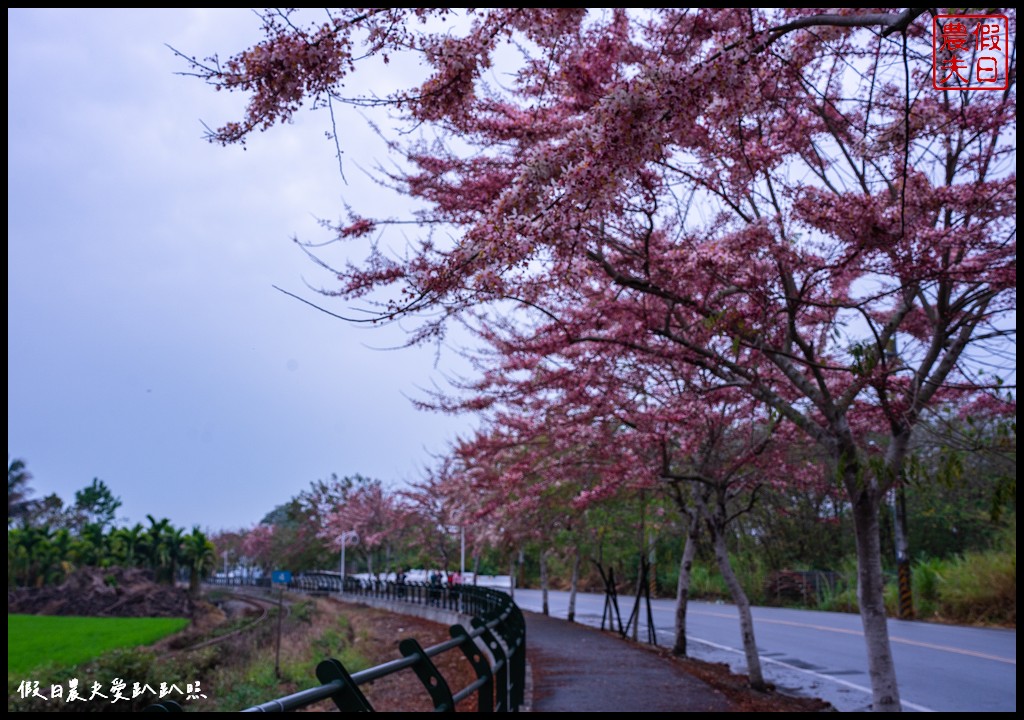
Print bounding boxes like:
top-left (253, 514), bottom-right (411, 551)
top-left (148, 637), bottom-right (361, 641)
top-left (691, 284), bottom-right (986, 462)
top-left (850, 479), bottom-right (902, 711)
top-left (567, 546), bottom-right (581, 623)
top-left (648, 531), bottom-right (657, 599)
top-left (540, 548), bottom-right (550, 616)
top-left (673, 515), bottom-right (700, 656)
top-left (632, 557), bottom-right (641, 641)
top-left (509, 555), bottom-right (516, 600)
top-left (886, 428), bottom-right (915, 621)
top-left (711, 520), bottom-right (766, 691)
top-left (893, 483), bottom-right (913, 619)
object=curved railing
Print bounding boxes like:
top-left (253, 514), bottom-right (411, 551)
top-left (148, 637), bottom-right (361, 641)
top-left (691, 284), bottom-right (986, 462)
top-left (152, 574), bottom-right (525, 712)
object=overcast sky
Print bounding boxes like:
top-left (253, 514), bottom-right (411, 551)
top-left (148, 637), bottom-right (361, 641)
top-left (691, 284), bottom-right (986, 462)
top-left (8, 8), bottom-right (479, 531)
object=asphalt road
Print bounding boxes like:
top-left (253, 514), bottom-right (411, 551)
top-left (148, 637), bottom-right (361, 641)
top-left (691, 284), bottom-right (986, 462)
top-left (505, 588), bottom-right (1016, 712)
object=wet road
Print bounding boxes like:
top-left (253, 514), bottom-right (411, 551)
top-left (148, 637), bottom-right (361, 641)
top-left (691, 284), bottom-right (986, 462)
top-left (506, 588), bottom-right (1016, 712)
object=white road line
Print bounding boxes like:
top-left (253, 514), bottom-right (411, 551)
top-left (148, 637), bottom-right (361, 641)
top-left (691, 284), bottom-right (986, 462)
top-left (686, 635), bottom-right (936, 713)
top-left (693, 609), bottom-right (1015, 664)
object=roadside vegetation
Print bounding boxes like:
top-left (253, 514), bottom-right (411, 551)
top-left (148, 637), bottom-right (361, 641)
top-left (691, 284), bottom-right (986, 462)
top-left (7, 596), bottom-right (369, 712)
top-left (196, 597), bottom-right (372, 712)
top-left (675, 519), bottom-right (1016, 626)
top-left (6, 594), bottom-right (476, 713)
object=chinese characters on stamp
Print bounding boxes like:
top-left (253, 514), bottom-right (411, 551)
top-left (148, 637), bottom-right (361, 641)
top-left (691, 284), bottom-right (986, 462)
top-left (933, 14), bottom-right (1010, 91)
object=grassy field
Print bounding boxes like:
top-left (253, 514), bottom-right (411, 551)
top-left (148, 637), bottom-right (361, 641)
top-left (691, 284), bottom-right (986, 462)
top-left (8, 615), bottom-right (189, 676)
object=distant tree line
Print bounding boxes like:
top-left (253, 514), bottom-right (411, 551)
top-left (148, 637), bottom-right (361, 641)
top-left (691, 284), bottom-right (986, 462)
top-left (7, 458), bottom-right (215, 597)
top-left (212, 407), bottom-right (1013, 601)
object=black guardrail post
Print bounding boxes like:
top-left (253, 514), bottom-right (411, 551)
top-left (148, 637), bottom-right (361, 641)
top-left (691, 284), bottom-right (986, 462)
top-left (399, 637), bottom-right (457, 711)
top-left (471, 616), bottom-right (509, 712)
top-left (451, 623), bottom-right (494, 712)
top-left (315, 658), bottom-right (374, 711)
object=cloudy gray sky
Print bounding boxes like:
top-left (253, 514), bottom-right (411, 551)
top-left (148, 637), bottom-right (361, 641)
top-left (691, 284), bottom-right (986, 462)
top-left (8, 8), bottom-right (478, 531)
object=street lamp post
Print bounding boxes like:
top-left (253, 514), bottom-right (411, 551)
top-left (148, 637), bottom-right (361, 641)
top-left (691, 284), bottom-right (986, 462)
top-left (339, 531), bottom-right (359, 591)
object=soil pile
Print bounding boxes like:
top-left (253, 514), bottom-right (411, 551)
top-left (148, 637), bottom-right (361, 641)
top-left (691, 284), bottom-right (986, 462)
top-left (8, 567), bottom-right (194, 618)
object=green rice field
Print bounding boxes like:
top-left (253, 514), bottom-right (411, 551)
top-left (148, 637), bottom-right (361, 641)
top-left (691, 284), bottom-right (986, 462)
top-left (8, 615), bottom-right (189, 676)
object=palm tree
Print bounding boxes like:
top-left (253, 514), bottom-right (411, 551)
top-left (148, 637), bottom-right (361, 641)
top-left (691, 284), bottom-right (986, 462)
top-left (166, 526), bottom-right (186, 585)
top-left (181, 527), bottom-right (216, 597)
top-left (111, 523), bottom-right (145, 567)
top-left (71, 522), bottom-right (109, 568)
top-left (142, 515), bottom-right (175, 583)
top-left (8, 458), bottom-right (36, 526)
top-left (47, 528), bottom-right (75, 584)
top-left (8, 525), bottom-right (54, 586)
top-left (8, 526), bottom-right (31, 586)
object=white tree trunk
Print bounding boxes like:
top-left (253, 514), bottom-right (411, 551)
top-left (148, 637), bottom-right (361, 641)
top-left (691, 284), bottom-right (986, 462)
top-left (567, 546), bottom-right (581, 623)
top-left (850, 480), bottom-right (902, 711)
top-left (711, 523), bottom-right (766, 691)
top-left (509, 555), bottom-right (516, 600)
top-left (673, 516), bottom-right (700, 656)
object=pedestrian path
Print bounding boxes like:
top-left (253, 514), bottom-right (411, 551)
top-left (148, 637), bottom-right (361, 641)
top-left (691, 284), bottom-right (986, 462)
top-left (524, 611), bottom-right (732, 712)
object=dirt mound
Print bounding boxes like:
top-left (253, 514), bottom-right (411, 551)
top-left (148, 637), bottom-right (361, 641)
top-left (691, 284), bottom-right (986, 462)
top-left (7, 567), bottom-right (194, 618)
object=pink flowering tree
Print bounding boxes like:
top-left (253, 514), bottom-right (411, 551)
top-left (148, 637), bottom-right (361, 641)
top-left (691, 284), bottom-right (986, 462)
top-left (455, 409), bottom-right (655, 616)
top-left (319, 478), bottom-right (404, 578)
top-left (187, 9), bottom-right (1016, 710)
top-left (655, 392), bottom-right (823, 690)
top-left (398, 472), bottom-right (458, 574)
top-left (239, 523), bottom-right (276, 576)
top-left (448, 324), bottom-right (818, 686)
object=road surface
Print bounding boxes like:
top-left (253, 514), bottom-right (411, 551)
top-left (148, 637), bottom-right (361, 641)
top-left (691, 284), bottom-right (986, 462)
top-left (505, 588), bottom-right (1016, 712)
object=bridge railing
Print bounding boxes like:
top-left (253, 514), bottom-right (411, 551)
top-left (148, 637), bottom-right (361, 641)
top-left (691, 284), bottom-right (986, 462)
top-left (156, 574), bottom-right (525, 712)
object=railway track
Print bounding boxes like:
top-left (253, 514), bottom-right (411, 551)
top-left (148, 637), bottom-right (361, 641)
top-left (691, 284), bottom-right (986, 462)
top-left (174, 589), bottom-right (287, 653)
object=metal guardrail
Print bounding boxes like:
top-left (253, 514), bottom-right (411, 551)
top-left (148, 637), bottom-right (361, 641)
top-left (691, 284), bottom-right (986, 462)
top-left (148, 574), bottom-right (526, 712)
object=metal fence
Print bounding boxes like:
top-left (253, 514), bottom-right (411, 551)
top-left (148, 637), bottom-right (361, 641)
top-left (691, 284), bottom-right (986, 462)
top-left (150, 574), bottom-right (526, 712)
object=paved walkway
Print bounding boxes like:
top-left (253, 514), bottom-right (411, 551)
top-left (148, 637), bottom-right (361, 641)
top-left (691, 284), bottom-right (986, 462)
top-left (330, 590), bottom-right (733, 711)
top-left (524, 611), bottom-right (732, 712)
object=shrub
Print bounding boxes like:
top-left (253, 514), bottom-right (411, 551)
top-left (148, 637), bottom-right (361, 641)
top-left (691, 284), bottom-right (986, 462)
top-left (935, 550), bottom-right (1016, 625)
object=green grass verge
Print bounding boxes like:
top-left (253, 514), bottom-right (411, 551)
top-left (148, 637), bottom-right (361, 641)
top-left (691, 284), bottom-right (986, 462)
top-left (8, 615), bottom-right (189, 676)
